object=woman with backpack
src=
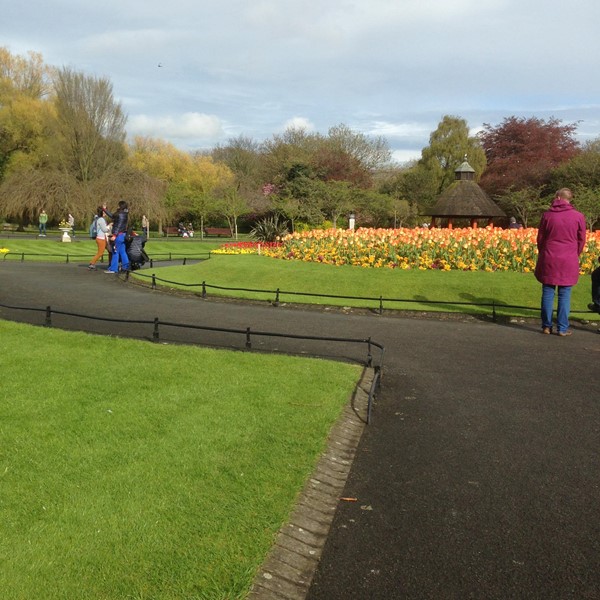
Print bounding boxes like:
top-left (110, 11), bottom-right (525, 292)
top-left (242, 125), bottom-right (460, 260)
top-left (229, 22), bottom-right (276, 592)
top-left (88, 207), bottom-right (110, 270)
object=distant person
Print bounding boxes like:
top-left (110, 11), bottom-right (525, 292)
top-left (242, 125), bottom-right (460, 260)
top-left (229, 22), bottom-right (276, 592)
top-left (534, 188), bottom-right (586, 336)
top-left (38, 210), bottom-right (48, 236)
top-left (142, 214), bottom-right (149, 238)
top-left (509, 217), bottom-right (522, 229)
top-left (105, 200), bottom-right (130, 273)
top-left (88, 207), bottom-right (110, 270)
top-left (67, 213), bottom-right (75, 237)
top-left (588, 260), bottom-right (600, 313)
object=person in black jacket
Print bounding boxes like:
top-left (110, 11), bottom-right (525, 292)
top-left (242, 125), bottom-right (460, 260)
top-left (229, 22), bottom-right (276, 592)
top-left (589, 260), bottom-right (600, 313)
top-left (126, 231), bottom-right (149, 270)
top-left (105, 200), bottom-right (130, 273)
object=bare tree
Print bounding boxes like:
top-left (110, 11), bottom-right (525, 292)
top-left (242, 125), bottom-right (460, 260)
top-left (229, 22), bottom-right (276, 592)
top-left (53, 67), bottom-right (127, 183)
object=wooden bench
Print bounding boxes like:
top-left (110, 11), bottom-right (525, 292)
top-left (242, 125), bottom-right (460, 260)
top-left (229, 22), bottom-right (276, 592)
top-left (2, 223), bottom-right (16, 232)
top-left (204, 227), bottom-right (231, 237)
top-left (163, 226), bottom-right (180, 236)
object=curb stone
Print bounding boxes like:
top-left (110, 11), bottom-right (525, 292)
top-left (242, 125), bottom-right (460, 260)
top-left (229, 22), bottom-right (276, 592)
top-left (247, 367), bottom-right (373, 600)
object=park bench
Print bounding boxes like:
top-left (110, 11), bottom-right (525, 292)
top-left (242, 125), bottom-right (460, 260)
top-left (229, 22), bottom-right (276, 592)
top-left (2, 223), bottom-right (16, 232)
top-left (204, 227), bottom-right (231, 237)
top-left (163, 226), bottom-right (180, 236)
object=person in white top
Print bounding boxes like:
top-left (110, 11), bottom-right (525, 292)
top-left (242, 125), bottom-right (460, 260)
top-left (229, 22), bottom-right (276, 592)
top-left (88, 207), bottom-right (110, 270)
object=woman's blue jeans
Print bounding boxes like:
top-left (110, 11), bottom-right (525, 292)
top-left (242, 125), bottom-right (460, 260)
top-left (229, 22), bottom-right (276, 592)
top-left (109, 233), bottom-right (130, 272)
top-left (541, 284), bottom-right (572, 333)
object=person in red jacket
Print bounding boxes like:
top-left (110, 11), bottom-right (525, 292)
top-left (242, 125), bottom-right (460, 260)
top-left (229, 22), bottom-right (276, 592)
top-left (534, 188), bottom-right (586, 336)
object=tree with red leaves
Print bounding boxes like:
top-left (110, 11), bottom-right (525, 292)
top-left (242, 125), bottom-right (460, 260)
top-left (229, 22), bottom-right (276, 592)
top-left (478, 116), bottom-right (580, 197)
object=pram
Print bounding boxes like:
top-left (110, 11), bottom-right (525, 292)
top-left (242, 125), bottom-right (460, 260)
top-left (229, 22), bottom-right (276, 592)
top-left (126, 233), bottom-right (149, 270)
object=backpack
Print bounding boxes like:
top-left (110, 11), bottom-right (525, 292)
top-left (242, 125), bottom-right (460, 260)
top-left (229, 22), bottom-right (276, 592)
top-left (89, 216), bottom-right (98, 239)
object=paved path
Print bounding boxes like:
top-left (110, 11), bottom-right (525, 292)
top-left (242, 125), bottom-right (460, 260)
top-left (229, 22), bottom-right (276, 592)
top-left (2, 261), bottom-right (599, 599)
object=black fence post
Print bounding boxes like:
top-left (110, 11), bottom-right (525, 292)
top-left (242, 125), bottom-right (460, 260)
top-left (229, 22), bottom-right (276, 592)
top-left (273, 288), bottom-right (280, 307)
top-left (45, 306), bottom-right (52, 327)
top-left (183, 257), bottom-right (187, 266)
top-left (150, 258), bottom-right (154, 268)
top-left (202, 281), bottom-right (207, 298)
top-left (151, 274), bottom-right (156, 289)
top-left (66, 254), bottom-right (69, 264)
top-left (21, 252), bottom-right (25, 262)
top-left (153, 317), bottom-right (159, 342)
top-left (492, 300), bottom-right (497, 322)
top-left (367, 337), bottom-right (373, 367)
top-left (245, 327), bottom-right (252, 349)
top-left (379, 296), bottom-right (383, 315)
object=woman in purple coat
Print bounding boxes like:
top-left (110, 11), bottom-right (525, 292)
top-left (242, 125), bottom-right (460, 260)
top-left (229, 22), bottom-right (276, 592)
top-left (534, 188), bottom-right (586, 336)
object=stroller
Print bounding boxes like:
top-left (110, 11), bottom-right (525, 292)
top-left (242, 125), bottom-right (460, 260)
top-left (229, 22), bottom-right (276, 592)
top-left (126, 231), bottom-right (149, 271)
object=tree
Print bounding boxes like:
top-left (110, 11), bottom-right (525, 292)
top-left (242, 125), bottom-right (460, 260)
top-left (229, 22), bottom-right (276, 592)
top-left (210, 135), bottom-right (267, 216)
top-left (0, 48), bottom-right (53, 183)
top-left (419, 115), bottom-right (487, 193)
top-left (479, 116), bottom-right (579, 197)
top-left (215, 186), bottom-right (250, 238)
top-left (550, 139), bottom-right (600, 190)
top-left (495, 187), bottom-right (548, 228)
top-left (316, 179), bottom-right (355, 228)
top-left (572, 185), bottom-right (600, 231)
top-left (312, 142), bottom-right (372, 188)
top-left (0, 47), bottom-right (52, 99)
top-left (53, 67), bottom-right (127, 183)
top-left (326, 123), bottom-right (391, 171)
top-left (128, 136), bottom-right (233, 233)
top-left (355, 189), bottom-right (394, 228)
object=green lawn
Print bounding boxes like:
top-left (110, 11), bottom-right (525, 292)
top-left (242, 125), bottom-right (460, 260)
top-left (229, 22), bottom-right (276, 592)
top-left (0, 236), bottom-right (223, 262)
top-left (143, 254), bottom-right (598, 320)
top-left (0, 320), bottom-right (361, 599)
top-left (2, 237), bottom-right (597, 320)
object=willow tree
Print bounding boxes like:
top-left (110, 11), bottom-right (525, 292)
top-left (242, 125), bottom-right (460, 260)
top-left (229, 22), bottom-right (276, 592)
top-left (417, 115), bottom-right (486, 194)
top-left (0, 62), bottom-right (134, 227)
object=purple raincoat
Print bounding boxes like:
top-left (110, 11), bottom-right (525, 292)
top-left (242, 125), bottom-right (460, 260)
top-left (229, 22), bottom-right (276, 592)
top-left (534, 198), bottom-right (586, 286)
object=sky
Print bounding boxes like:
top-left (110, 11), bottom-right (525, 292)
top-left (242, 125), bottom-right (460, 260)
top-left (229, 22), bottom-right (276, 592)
top-left (3, 0), bottom-right (600, 165)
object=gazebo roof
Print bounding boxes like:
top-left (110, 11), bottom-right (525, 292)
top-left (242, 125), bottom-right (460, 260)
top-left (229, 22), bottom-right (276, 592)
top-left (424, 180), bottom-right (506, 218)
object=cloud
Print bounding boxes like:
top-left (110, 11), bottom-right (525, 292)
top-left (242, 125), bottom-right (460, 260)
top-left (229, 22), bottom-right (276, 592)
top-left (280, 117), bottom-right (316, 132)
top-left (128, 112), bottom-right (225, 142)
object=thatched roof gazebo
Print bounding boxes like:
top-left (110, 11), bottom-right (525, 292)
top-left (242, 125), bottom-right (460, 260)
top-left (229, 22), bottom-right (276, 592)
top-left (424, 159), bottom-right (505, 228)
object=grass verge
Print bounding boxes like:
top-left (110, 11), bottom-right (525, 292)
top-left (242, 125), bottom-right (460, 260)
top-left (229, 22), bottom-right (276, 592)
top-left (141, 254), bottom-right (599, 320)
top-left (1, 320), bottom-right (361, 599)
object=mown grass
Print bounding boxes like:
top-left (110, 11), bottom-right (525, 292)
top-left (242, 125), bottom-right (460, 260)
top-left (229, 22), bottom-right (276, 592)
top-left (142, 254), bottom-right (598, 320)
top-left (0, 237), bottom-right (223, 263)
top-left (2, 237), bottom-right (597, 320)
top-left (1, 320), bottom-right (361, 599)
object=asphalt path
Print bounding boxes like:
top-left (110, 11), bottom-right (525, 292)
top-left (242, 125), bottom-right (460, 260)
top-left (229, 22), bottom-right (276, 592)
top-left (2, 260), bottom-right (599, 599)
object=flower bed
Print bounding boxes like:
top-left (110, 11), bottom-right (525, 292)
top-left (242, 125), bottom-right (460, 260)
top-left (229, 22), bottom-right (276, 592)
top-left (242, 227), bottom-right (600, 274)
top-left (212, 241), bottom-right (282, 255)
